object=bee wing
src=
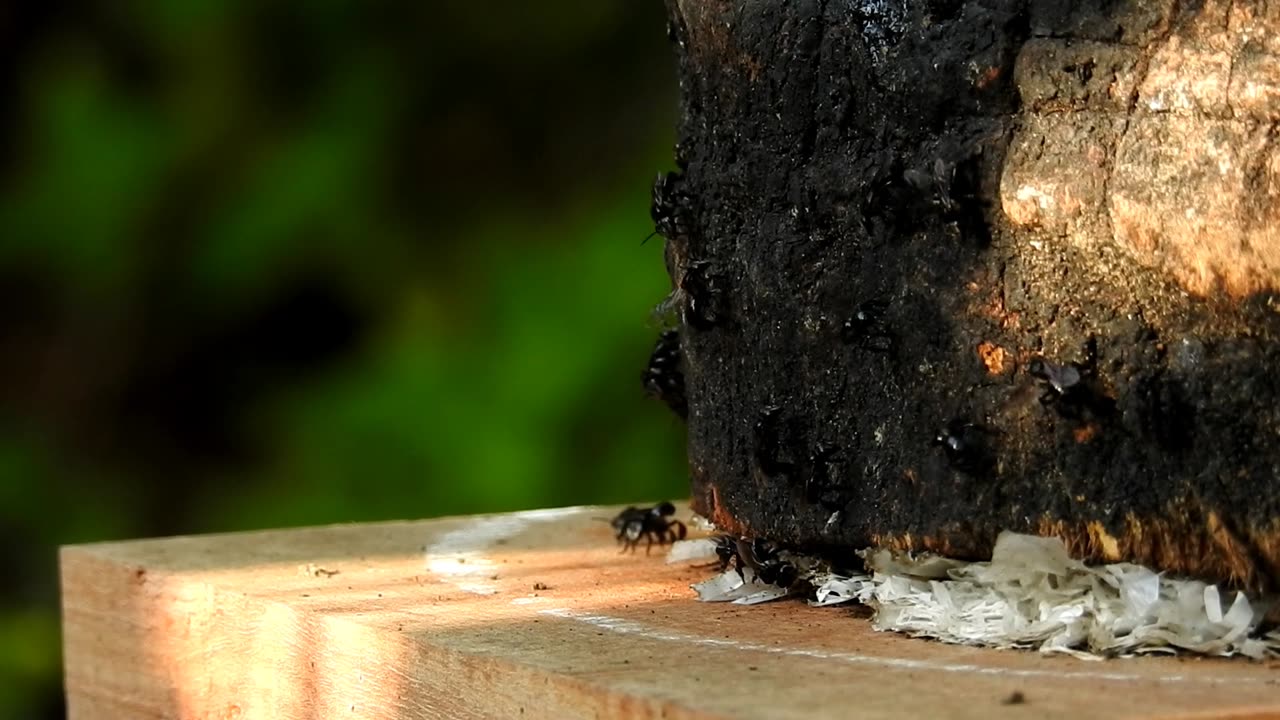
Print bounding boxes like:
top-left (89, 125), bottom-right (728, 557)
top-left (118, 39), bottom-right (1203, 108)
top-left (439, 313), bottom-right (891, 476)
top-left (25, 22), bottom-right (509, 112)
top-left (903, 167), bottom-right (932, 191)
top-left (1051, 364), bottom-right (1082, 391)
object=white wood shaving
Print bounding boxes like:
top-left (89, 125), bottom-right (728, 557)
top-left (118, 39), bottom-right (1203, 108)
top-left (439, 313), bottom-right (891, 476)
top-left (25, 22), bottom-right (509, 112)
top-left (692, 565), bottom-right (795, 605)
top-left (666, 538), bottom-right (719, 564)
top-left (688, 514), bottom-right (718, 532)
top-left (675, 530), bottom-right (1280, 659)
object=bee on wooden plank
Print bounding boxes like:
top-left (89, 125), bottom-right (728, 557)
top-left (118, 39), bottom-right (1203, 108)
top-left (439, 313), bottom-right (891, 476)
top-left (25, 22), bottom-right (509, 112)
top-left (610, 502), bottom-right (687, 554)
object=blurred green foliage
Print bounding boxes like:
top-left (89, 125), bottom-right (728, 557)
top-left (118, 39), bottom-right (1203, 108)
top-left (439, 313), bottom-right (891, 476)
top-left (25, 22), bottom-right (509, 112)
top-left (0, 2), bottom-right (686, 716)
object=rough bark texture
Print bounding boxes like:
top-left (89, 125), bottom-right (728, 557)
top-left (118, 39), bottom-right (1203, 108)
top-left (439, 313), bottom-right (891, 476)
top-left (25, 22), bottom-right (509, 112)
top-left (657, 0), bottom-right (1280, 590)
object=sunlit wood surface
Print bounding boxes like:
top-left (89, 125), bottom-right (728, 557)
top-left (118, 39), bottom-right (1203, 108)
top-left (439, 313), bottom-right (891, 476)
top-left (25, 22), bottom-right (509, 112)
top-left (61, 504), bottom-right (1280, 719)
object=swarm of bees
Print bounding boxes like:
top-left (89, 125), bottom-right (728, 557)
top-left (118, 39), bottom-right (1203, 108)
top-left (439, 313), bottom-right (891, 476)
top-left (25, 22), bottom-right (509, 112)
top-left (647, 153), bottom-right (730, 332)
top-left (712, 535), bottom-right (801, 589)
top-left (606, 499), bottom-right (814, 599)
top-left (610, 502), bottom-right (687, 554)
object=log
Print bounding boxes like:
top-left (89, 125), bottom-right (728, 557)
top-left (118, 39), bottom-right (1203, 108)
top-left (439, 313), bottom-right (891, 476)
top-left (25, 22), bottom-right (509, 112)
top-left (59, 506), bottom-right (1280, 719)
top-left (655, 0), bottom-right (1280, 590)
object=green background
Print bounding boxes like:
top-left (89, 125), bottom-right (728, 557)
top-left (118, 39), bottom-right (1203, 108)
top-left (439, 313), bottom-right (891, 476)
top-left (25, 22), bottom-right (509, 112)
top-left (0, 2), bottom-right (686, 716)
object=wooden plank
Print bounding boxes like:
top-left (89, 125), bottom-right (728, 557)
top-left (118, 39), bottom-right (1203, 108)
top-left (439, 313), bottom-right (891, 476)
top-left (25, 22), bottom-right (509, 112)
top-left (61, 504), bottom-right (1280, 720)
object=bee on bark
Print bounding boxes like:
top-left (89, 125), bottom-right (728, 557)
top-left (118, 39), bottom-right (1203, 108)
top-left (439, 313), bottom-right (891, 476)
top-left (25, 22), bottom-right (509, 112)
top-left (712, 535), bottom-right (800, 588)
top-left (805, 443), bottom-right (850, 511)
top-left (904, 157), bottom-right (958, 213)
top-left (932, 418), bottom-right (993, 473)
top-left (840, 298), bottom-right (894, 353)
top-left (754, 404), bottom-right (799, 480)
top-left (649, 171), bottom-right (691, 244)
top-left (1027, 338), bottom-right (1114, 420)
top-left (642, 329), bottom-right (686, 419)
top-left (679, 260), bottom-right (727, 330)
top-left (647, 163), bottom-right (730, 331)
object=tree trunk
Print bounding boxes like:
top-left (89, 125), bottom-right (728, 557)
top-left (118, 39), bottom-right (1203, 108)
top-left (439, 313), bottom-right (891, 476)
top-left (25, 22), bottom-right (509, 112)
top-left (656, 0), bottom-right (1280, 590)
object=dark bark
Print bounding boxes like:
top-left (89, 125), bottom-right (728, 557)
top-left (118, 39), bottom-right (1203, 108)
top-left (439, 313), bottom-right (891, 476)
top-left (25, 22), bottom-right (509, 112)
top-left (655, 0), bottom-right (1280, 590)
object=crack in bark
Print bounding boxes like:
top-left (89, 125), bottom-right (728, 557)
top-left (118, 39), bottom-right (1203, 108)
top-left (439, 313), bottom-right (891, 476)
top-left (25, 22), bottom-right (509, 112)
top-left (1225, 0), bottom-right (1240, 119)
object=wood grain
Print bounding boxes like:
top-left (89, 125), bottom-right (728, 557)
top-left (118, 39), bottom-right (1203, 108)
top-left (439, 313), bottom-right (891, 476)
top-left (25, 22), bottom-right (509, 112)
top-left (61, 504), bottom-right (1280, 719)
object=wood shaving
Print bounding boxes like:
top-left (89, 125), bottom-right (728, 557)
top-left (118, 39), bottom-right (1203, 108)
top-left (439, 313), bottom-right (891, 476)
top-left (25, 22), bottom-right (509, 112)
top-left (675, 532), bottom-right (1280, 659)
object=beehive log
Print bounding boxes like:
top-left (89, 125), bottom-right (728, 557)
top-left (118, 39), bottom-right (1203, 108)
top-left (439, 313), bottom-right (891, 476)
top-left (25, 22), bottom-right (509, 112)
top-left (657, 0), bottom-right (1280, 590)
